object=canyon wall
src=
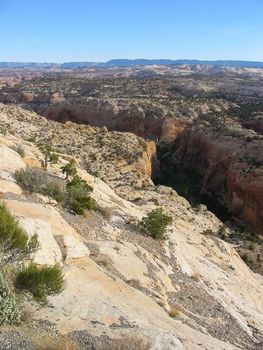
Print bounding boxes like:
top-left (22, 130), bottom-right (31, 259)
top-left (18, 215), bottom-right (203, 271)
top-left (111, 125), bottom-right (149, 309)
top-left (43, 102), bottom-right (164, 140)
top-left (170, 129), bottom-right (263, 234)
top-left (161, 118), bottom-right (192, 142)
top-left (0, 92), bottom-right (193, 141)
top-left (43, 104), bottom-right (193, 144)
top-left (0, 94), bottom-right (165, 140)
top-left (136, 140), bottom-right (160, 177)
top-left (242, 120), bottom-right (263, 135)
top-left (2, 90), bottom-right (262, 234)
top-left (1, 112), bottom-right (263, 349)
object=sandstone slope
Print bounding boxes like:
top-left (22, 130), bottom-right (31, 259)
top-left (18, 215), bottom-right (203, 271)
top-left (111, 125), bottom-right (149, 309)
top-left (0, 105), bottom-right (263, 349)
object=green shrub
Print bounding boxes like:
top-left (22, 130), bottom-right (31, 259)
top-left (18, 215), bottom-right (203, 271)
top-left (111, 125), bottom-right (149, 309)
top-left (16, 263), bottom-right (65, 303)
top-left (0, 204), bottom-right (29, 250)
top-left (139, 208), bottom-right (172, 240)
top-left (28, 233), bottom-right (40, 252)
top-left (66, 175), bottom-right (97, 215)
top-left (40, 145), bottom-right (59, 169)
top-left (232, 228), bottom-right (263, 244)
top-left (14, 168), bottom-right (66, 203)
top-left (0, 271), bottom-right (22, 325)
top-left (61, 159), bottom-right (77, 180)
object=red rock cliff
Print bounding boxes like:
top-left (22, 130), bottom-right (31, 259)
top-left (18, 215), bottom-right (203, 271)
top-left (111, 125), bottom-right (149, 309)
top-left (136, 140), bottom-right (160, 177)
top-left (43, 102), bottom-right (164, 140)
top-left (171, 129), bottom-right (263, 234)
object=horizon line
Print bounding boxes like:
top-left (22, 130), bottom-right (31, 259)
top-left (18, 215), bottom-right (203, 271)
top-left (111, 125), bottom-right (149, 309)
top-left (0, 58), bottom-right (263, 64)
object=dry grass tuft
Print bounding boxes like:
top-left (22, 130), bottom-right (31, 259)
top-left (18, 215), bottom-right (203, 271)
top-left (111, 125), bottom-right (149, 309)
top-left (98, 206), bottom-right (114, 220)
top-left (94, 254), bottom-right (113, 269)
top-left (191, 272), bottom-right (201, 282)
top-left (127, 279), bottom-right (142, 289)
top-left (32, 334), bottom-right (78, 350)
top-left (168, 304), bottom-right (181, 318)
top-left (94, 334), bottom-right (150, 350)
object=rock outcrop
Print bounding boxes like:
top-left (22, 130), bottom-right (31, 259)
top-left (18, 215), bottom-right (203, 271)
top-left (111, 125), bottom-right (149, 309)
top-left (42, 101), bottom-right (164, 140)
top-left (0, 105), bottom-right (263, 349)
top-left (0, 103), bottom-right (158, 191)
top-left (170, 125), bottom-right (263, 234)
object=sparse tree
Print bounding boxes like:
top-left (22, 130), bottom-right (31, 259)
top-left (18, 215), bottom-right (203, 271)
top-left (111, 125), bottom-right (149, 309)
top-left (66, 175), bottom-right (97, 215)
top-left (61, 159), bottom-right (77, 180)
top-left (40, 145), bottom-right (59, 170)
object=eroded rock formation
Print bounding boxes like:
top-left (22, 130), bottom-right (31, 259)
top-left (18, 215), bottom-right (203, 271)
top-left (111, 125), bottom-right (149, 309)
top-left (170, 127), bottom-right (263, 234)
top-left (42, 101), bottom-right (164, 140)
top-left (0, 105), bottom-right (263, 349)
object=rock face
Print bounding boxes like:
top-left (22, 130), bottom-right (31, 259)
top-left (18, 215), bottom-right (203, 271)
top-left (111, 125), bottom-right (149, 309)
top-left (42, 101), bottom-right (164, 140)
top-left (0, 105), bottom-right (263, 349)
top-left (170, 127), bottom-right (263, 234)
top-left (0, 73), bottom-right (234, 141)
top-left (136, 140), bottom-right (160, 177)
top-left (0, 92), bottom-right (192, 143)
top-left (0, 103), bottom-right (158, 192)
top-left (242, 120), bottom-right (263, 135)
top-left (36, 101), bottom-right (192, 142)
top-left (161, 119), bottom-right (192, 142)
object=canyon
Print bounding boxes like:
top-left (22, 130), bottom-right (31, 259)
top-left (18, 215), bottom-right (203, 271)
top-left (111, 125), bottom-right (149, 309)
top-left (0, 102), bottom-right (263, 349)
top-left (1, 71), bottom-right (263, 236)
top-left (169, 127), bottom-right (263, 233)
top-left (0, 65), bottom-right (263, 348)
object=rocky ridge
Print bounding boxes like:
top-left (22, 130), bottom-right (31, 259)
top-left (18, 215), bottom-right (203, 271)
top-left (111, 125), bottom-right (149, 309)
top-left (0, 75), bottom-right (234, 139)
top-left (168, 114), bottom-right (263, 234)
top-left (0, 104), bottom-right (263, 349)
top-left (0, 103), bottom-right (158, 197)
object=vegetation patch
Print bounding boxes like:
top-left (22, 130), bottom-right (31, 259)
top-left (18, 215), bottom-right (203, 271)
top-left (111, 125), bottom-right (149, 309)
top-left (0, 271), bottom-right (22, 325)
top-left (140, 207), bottom-right (172, 240)
top-left (61, 159), bottom-right (77, 180)
top-left (66, 175), bottom-right (97, 215)
top-left (14, 168), bottom-right (66, 203)
top-left (90, 335), bottom-right (151, 350)
top-left (168, 305), bottom-right (181, 318)
top-left (15, 160), bottom-right (97, 216)
top-left (228, 103), bottom-right (263, 121)
top-left (16, 262), bottom-right (65, 303)
top-left (0, 203), bottom-right (29, 251)
top-left (32, 334), bottom-right (78, 350)
top-left (200, 228), bottom-right (216, 236)
top-left (231, 228), bottom-right (263, 244)
top-left (0, 124), bottom-right (7, 135)
top-left (40, 145), bottom-right (59, 170)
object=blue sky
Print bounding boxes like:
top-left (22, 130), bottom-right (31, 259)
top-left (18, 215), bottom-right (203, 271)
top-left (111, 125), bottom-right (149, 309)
top-left (0, 0), bottom-right (263, 62)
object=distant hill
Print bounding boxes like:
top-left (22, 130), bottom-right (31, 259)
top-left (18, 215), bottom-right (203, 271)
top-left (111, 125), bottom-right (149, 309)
top-left (105, 59), bottom-right (263, 68)
top-left (1, 59), bottom-right (263, 69)
top-left (61, 62), bottom-right (103, 68)
top-left (0, 62), bottom-right (59, 68)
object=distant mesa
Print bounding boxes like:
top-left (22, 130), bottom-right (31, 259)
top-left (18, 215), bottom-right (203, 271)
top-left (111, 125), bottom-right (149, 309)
top-left (1, 59), bottom-right (263, 69)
